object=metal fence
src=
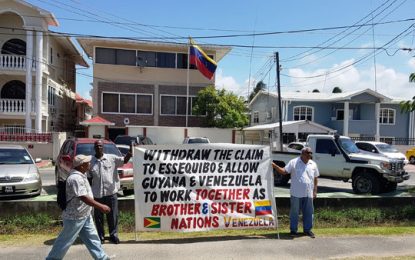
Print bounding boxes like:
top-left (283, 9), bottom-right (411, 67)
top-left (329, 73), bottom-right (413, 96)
top-left (0, 127), bottom-right (52, 142)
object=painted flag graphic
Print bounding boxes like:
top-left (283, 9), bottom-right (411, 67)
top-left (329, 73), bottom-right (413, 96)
top-left (254, 200), bottom-right (272, 216)
top-left (144, 217), bottom-right (160, 228)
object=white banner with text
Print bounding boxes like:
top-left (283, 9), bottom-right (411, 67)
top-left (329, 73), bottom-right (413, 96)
top-left (133, 144), bottom-right (276, 232)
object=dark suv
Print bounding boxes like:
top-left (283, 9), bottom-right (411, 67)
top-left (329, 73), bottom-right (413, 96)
top-left (55, 138), bottom-right (134, 195)
top-left (114, 135), bottom-right (154, 146)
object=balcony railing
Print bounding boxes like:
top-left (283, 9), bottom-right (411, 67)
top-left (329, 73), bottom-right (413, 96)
top-left (0, 54), bottom-right (36, 71)
top-left (0, 99), bottom-right (34, 113)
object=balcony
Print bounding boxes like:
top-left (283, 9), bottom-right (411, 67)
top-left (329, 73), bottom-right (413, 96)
top-left (0, 99), bottom-right (34, 114)
top-left (0, 54), bottom-right (35, 72)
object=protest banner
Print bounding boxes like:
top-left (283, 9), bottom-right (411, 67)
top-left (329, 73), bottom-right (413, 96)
top-left (133, 143), bottom-right (277, 232)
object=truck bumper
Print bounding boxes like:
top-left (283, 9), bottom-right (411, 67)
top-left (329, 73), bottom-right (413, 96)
top-left (383, 171), bottom-right (410, 183)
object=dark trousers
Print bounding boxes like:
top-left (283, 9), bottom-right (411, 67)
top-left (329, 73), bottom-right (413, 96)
top-left (94, 193), bottom-right (119, 240)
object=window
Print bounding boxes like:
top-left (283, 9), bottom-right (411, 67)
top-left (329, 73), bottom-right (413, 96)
top-left (48, 86), bottom-right (56, 106)
top-left (102, 93), bottom-right (118, 113)
top-left (293, 106), bottom-right (313, 121)
top-left (102, 92), bottom-right (152, 114)
top-left (177, 53), bottom-right (188, 68)
top-left (379, 108), bottom-right (395, 125)
top-left (120, 94), bottom-right (135, 113)
top-left (253, 111), bottom-right (259, 123)
top-left (50, 48), bottom-right (53, 64)
top-left (95, 48), bottom-right (136, 66)
top-left (315, 139), bottom-right (340, 154)
top-left (1, 39), bottom-right (26, 55)
top-left (1, 80), bottom-right (25, 99)
top-left (157, 52), bottom-right (175, 68)
top-left (160, 95), bottom-right (196, 115)
top-left (137, 51), bottom-right (156, 67)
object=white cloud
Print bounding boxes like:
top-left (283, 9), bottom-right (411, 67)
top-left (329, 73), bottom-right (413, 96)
top-left (286, 60), bottom-right (413, 100)
top-left (408, 58), bottom-right (415, 70)
top-left (215, 69), bottom-right (242, 95)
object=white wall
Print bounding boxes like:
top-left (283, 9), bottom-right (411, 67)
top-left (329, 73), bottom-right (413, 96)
top-left (88, 125), bottom-right (106, 139)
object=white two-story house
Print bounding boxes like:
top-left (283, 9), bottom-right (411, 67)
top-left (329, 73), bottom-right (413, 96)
top-left (0, 0), bottom-right (88, 133)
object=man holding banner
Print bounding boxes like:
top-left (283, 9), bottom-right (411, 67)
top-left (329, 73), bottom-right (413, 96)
top-left (272, 147), bottom-right (319, 238)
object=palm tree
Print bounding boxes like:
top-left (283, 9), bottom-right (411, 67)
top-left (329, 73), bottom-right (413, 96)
top-left (332, 87), bottom-right (342, 93)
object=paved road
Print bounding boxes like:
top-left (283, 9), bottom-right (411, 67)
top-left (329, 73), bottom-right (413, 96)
top-left (2, 235), bottom-right (415, 259)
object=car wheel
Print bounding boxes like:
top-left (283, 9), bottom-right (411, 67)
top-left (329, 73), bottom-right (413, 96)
top-left (410, 156), bottom-right (415, 164)
top-left (123, 189), bottom-right (134, 196)
top-left (352, 172), bottom-right (381, 195)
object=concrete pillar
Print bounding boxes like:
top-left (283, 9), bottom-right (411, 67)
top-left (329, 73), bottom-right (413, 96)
top-left (343, 101), bottom-right (349, 136)
top-left (25, 30), bottom-right (33, 133)
top-left (375, 103), bottom-right (380, 141)
top-left (35, 31), bottom-right (43, 133)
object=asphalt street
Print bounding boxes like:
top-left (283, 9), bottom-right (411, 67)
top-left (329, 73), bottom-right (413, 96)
top-left (2, 234), bottom-right (415, 259)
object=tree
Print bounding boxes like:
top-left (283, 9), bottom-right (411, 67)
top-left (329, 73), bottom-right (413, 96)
top-left (312, 89), bottom-right (320, 93)
top-left (248, 81), bottom-right (266, 102)
top-left (192, 86), bottom-right (249, 128)
top-left (400, 73), bottom-right (415, 112)
top-left (332, 87), bottom-right (342, 93)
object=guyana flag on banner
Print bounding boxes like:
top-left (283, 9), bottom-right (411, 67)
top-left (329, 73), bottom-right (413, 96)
top-left (144, 217), bottom-right (160, 228)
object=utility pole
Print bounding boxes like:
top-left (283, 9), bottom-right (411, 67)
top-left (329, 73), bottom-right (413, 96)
top-left (275, 52), bottom-right (283, 152)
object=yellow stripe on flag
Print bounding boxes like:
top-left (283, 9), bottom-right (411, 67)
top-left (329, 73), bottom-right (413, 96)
top-left (254, 200), bottom-right (271, 207)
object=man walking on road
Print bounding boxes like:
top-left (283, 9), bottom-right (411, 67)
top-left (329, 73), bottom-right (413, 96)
top-left (272, 147), bottom-right (319, 238)
top-left (89, 140), bottom-right (132, 244)
top-left (46, 154), bottom-right (112, 260)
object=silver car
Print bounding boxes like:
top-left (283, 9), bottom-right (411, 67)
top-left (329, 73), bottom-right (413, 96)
top-left (0, 145), bottom-right (42, 198)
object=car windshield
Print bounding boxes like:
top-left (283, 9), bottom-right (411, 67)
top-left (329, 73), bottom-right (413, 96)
top-left (188, 138), bottom-right (209, 143)
top-left (76, 143), bottom-right (122, 156)
top-left (0, 148), bottom-right (33, 164)
top-left (376, 144), bottom-right (398, 153)
top-left (117, 146), bottom-right (130, 156)
top-left (338, 138), bottom-right (360, 154)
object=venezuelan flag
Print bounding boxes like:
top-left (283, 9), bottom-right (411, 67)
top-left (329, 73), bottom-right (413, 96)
top-left (254, 200), bottom-right (272, 216)
top-left (144, 217), bottom-right (160, 228)
top-left (190, 39), bottom-right (217, 80)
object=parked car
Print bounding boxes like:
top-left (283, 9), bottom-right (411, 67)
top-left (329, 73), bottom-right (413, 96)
top-left (355, 141), bottom-right (408, 164)
top-left (0, 145), bottom-right (42, 198)
top-left (284, 142), bottom-right (306, 153)
top-left (183, 137), bottom-right (210, 144)
top-left (114, 135), bottom-right (154, 146)
top-left (406, 147), bottom-right (415, 164)
top-left (55, 138), bottom-right (133, 196)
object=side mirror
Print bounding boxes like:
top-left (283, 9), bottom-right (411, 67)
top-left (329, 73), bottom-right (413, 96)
top-left (330, 149), bottom-right (337, 157)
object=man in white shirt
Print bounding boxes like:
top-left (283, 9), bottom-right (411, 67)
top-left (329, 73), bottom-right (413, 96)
top-left (272, 147), bottom-right (319, 238)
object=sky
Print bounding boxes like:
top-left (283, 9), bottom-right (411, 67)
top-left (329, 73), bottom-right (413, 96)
top-left (27, 0), bottom-right (415, 101)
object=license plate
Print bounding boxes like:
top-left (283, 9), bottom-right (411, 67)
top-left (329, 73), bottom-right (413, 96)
top-left (4, 186), bottom-right (13, 193)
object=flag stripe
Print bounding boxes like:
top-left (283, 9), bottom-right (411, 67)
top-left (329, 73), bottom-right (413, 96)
top-left (255, 210), bottom-right (273, 216)
top-left (255, 206), bottom-right (272, 212)
top-left (254, 200), bottom-right (271, 207)
top-left (189, 43), bottom-right (217, 80)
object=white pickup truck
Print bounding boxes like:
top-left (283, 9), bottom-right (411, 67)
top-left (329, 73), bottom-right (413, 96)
top-left (272, 134), bottom-right (409, 194)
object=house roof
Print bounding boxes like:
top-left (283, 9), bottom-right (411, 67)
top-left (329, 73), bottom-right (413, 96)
top-left (75, 93), bottom-right (93, 107)
top-left (76, 37), bottom-right (231, 62)
top-left (80, 116), bottom-right (114, 126)
top-left (243, 120), bottom-right (336, 133)
top-left (50, 33), bottom-right (89, 67)
top-left (249, 88), bottom-right (393, 107)
top-left (13, 0), bottom-right (59, 26)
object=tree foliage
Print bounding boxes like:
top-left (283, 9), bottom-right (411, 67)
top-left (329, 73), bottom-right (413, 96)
top-left (400, 73), bottom-right (415, 112)
top-left (248, 81), bottom-right (266, 102)
top-left (332, 87), bottom-right (342, 93)
top-left (192, 86), bottom-right (249, 128)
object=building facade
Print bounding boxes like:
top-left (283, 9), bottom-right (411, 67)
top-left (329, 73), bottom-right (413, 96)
top-left (249, 89), bottom-right (415, 143)
top-left (0, 0), bottom-right (87, 133)
top-left (76, 37), bottom-right (230, 140)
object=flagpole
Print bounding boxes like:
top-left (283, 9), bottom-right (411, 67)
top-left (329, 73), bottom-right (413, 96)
top-left (186, 38), bottom-right (190, 128)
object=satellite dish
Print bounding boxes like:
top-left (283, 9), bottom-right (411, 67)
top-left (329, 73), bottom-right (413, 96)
top-left (124, 117), bottom-right (130, 125)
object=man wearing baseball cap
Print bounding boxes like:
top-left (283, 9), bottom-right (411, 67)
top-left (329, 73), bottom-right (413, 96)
top-left (46, 155), bottom-right (113, 260)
